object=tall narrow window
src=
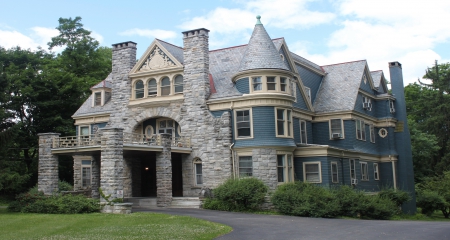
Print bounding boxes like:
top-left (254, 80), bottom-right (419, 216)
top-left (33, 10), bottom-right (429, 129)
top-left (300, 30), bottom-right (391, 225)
top-left (287, 154), bottom-right (293, 182)
top-left (374, 163), bottom-right (379, 180)
top-left (370, 124), bottom-right (375, 143)
top-left (174, 75), bottom-right (183, 93)
top-left (252, 77), bottom-right (262, 91)
top-left (361, 162), bottom-right (368, 181)
top-left (194, 158), bottom-right (203, 186)
top-left (280, 77), bottom-right (287, 92)
top-left (94, 92), bottom-right (101, 106)
top-left (305, 87), bottom-right (311, 102)
top-left (135, 80), bottom-right (144, 99)
top-left (276, 108), bottom-right (292, 137)
top-left (161, 77), bottom-right (170, 96)
top-left (330, 119), bottom-right (343, 139)
top-left (236, 110), bottom-right (251, 138)
top-left (303, 162), bottom-right (321, 183)
top-left (277, 109), bottom-right (285, 136)
top-left (277, 155), bottom-right (285, 183)
top-left (278, 154), bottom-right (294, 183)
top-left (331, 162), bottom-right (338, 183)
top-left (300, 120), bottom-right (307, 144)
top-left (239, 156), bottom-right (252, 177)
top-left (267, 76), bottom-right (276, 90)
top-left (356, 120), bottom-right (366, 141)
top-left (389, 100), bottom-right (395, 113)
top-left (148, 79), bottom-right (157, 96)
top-left (350, 159), bottom-right (356, 180)
top-left (81, 160), bottom-right (92, 188)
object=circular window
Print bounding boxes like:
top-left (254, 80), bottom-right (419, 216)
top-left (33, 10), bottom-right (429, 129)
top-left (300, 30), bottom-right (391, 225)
top-left (145, 125), bottom-right (154, 138)
top-left (378, 128), bottom-right (388, 138)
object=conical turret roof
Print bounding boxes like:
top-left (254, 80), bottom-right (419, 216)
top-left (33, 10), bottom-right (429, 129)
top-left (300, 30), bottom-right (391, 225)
top-left (238, 16), bottom-right (289, 72)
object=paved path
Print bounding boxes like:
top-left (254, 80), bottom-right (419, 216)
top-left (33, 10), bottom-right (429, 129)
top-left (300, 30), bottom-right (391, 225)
top-left (135, 208), bottom-right (449, 240)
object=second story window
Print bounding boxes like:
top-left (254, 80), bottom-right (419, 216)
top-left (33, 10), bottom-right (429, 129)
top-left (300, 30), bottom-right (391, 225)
top-left (305, 87), bottom-right (311, 102)
top-left (174, 75), bottom-right (183, 93)
top-left (356, 119), bottom-right (366, 141)
top-left (236, 109), bottom-right (252, 138)
top-left (330, 119), bottom-right (343, 139)
top-left (300, 120), bottom-right (307, 144)
top-left (267, 76), bottom-right (276, 90)
top-left (276, 108), bottom-right (292, 137)
top-left (280, 77), bottom-right (287, 92)
top-left (148, 79), bottom-right (157, 96)
top-left (252, 76), bottom-right (262, 91)
top-left (135, 80), bottom-right (144, 99)
top-left (161, 77), bottom-right (171, 96)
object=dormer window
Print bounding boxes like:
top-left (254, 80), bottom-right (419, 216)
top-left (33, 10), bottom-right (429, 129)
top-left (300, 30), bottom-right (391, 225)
top-left (92, 89), bottom-right (112, 107)
top-left (94, 92), bottom-right (101, 106)
top-left (305, 87), bottom-right (311, 102)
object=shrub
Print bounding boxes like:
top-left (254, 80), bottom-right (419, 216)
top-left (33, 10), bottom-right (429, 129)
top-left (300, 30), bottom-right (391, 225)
top-left (416, 189), bottom-right (446, 216)
top-left (202, 198), bottom-right (233, 211)
top-left (378, 188), bottom-right (411, 207)
top-left (58, 180), bottom-right (73, 192)
top-left (333, 185), bottom-right (366, 217)
top-left (359, 195), bottom-right (398, 220)
top-left (207, 178), bottom-right (268, 211)
top-left (271, 182), bottom-right (340, 218)
top-left (22, 195), bottom-right (100, 214)
top-left (7, 189), bottom-right (45, 212)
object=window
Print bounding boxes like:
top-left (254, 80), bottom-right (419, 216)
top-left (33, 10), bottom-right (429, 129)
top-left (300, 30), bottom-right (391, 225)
top-left (363, 74), bottom-right (367, 84)
top-left (303, 162), bottom-right (322, 183)
top-left (356, 119), bottom-right (366, 141)
top-left (389, 100), bottom-right (395, 113)
top-left (300, 120), bottom-right (307, 144)
top-left (158, 119), bottom-right (174, 135)
top-left (374, 163), bottom-right (379, 180)
top-left (331, 162), bottom-right (338, 183)
top-left (252, 76), bottom-right (262, 91)
top-left (276, 108), bottom-right (292, 137)
top-left (267, 76), bottom-right (276, 90)
top-left (370, 124), bottom-right (375, 143)
top-left (330, 119), bottom-right (343, 139)
top-left (135, 80), bottom-right (144, 99)
top-left (239, 156), bottom-right (252, 177)
top-left (174, 75), bottom-right (183, 93)
top-left (148, 79), bottom-right (157, 96)
top-left (280, 77), bottom-right (287, 92)
top-left (235, 109), bottom-right (252, 138)
top-left (79, 126), bottom-right (90, 136)
top-left (362, 96), bottom-right (372, 111)
top-left (361, 162), bottom-right (369, 181)
top-left (104, 91), bottom-right (111, 103)
top-left (81, 160), bottom-right (92, 188)
top-left (305, 87), bottom-right (311, 102)
top-left (278, 154), bottom-right (294, 183)
top-left (292, 81), bottom-right (297, 102)
top-left (349, 159), bottom-right (356, 180)
top-left (94, 92), bottom-right (101, 106)
top-left (161, 77), bottom-right (171, 96)
top-left (145, 125), bottom-right (154, 138)
top-left (194, 158), bottom-right (203, 186)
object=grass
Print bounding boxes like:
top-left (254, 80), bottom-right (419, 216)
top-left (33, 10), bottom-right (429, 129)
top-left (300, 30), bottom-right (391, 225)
top-left (391, 211), bottom-right (450, 221)
top-left (0, 208), bottom-right (232, 240)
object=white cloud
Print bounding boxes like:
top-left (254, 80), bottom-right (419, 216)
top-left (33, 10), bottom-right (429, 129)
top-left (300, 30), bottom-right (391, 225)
top-left (0, 29), bottom-right (38, 49)
top-left (119, 28), bottom-right (177, 40)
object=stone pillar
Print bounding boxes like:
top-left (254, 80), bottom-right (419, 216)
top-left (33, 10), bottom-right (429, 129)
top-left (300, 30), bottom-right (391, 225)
top-left (156, 133), bottom-right (172, 207)
top-left (252, 148), bottom-right (278, 191)
top-left (38, 133), bottom-right (60, 195)
top-left (100, 128), bottom-right (124, 202)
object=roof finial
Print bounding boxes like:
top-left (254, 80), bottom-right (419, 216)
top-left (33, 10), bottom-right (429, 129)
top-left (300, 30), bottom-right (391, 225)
top-left (256, 15), bottom-right (262, 25)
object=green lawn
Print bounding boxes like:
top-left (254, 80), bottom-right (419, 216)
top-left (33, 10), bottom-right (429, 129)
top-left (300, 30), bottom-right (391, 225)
top-left (0, 208), bottom-right (232, 240)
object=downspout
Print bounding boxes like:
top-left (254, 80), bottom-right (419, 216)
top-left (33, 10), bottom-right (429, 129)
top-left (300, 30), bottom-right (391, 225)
top-left (390, 155), bottom-right (397, 190)
top-left (340, 151), bottom-right (345, 185)
top-left (229, 101), bottom-right (236, 179)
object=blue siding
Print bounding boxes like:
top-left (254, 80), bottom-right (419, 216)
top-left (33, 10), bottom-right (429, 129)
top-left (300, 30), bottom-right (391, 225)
top-left (235, 106), bottom-right (296, 148)
top-left (210, 110), bottom-right (228, 118)
top-left (375, 99), bottom-right (394, 119)
top-left (380, 162), bottom-right (395, 188)
top-left (306, 121), bottom-right (313, 145)
top-left (354, 93), bottom-right (377, 118)
top-left (293, 118), bottom-right (300, 143)
top-left (293, 119), bottom-right (312, 144)
top-left (236, 78), bottom-right (249, 94)
top-left (293, 84), bottom-right (309, 111)
top-left (312, 120), bottom-right (354, 149)
top-left (296, 64), bottom-right (323, 104)
top-left (353, 122), bottom-right (378, 155)
top-left (359, 74), bottom-right (374, 93)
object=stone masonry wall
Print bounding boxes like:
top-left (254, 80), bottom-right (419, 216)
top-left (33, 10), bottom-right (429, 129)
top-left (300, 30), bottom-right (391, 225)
top-left (100, 128), bottom-right (124, 202)
top-left (38, 133), bottom-right (60, 195)
top-left (73, 155), bottom-right (100, 198)
top-left (252, 148), bottom-right (278, 191)
top-left (156, 134), bottom-right (172, 206)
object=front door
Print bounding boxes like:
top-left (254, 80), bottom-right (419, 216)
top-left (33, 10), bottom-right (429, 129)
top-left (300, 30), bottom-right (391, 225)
top-left (141, 158), bottom-right (156, 197)
top-left (172, 153), bottom-right (183, 197)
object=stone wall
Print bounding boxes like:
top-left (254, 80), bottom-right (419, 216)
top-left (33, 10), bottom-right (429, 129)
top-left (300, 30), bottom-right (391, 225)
top-left (156, 134), bottom-right (172, 207)
top-left (100, 128), bottom-right (124, 202)
top-left (252, 148), bottom-right (278, 191)
top-left (38, 133), bottom-right (60, 195)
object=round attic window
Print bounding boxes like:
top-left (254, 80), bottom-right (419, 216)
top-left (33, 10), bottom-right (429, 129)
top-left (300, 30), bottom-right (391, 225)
top-left (378, 128), bottom-right (388, 138)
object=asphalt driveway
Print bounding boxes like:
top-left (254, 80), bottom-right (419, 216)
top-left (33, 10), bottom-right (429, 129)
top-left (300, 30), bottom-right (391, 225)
top-left (135, 208), bottom-right (449, 240)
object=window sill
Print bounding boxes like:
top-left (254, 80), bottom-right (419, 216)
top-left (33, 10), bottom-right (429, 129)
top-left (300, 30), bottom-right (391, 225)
top-left (276, 135), bottom-right (293, 139)
top-left (235, 136), bottom-right (254, 140)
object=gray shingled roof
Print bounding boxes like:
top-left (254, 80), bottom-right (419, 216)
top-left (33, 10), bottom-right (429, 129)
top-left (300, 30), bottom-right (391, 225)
top-left (290, 51), bottom-right (324, 73)
top-left (371, 70), bottom-right (383, 88)
top-left (238, 23), bottom-right (289, 72)
top-left (72, 74), bottom-right (114, 117)
top-left (91, 79), bottom-right (112, 89)
top-left (157, 39), bottom-right (184, 64)
top-left (314, 60), bottom-right (367, 113)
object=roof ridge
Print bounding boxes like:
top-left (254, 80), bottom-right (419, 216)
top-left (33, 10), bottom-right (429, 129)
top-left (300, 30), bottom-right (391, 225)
top-left (155, 38), bottom-right (182, 49)
top-left (321, 59), bottom-right (366, 67)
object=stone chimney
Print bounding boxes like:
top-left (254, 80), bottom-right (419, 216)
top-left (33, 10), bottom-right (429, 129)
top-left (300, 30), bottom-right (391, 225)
top-left (389, 61), bottom-right (416, 214)
top-left (112, 41), bottom-right (137, 77)
top-left (182, 28), bottom-right (210, 105)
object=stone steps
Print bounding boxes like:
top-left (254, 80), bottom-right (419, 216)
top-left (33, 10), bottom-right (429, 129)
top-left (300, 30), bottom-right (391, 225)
top-left (124, 197), bottom-right (200, 209)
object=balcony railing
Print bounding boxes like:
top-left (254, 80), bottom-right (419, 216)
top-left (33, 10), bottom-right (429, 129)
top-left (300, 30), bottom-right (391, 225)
top-left (52, 133), bottom-right (191, 149)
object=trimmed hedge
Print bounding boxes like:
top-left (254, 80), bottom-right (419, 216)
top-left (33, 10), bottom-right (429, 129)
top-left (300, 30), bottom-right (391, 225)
top-left (22, 194), bottom-right (99, 214)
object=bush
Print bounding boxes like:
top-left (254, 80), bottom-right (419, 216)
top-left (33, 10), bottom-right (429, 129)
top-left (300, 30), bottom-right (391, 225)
top-left (359, 196), bottom-right (398, 220)
top-left (58, 180), bottom-right (73, 192)
top-left (205, 178), bottom-right (268, 211)
top-left (333, 185), bottom-right (366, 217)
top-left (378, 188), bottom-right (411, 207)
top-left (271, 182), bottom-right (340, 218)
top-left (7, 190), bottom-right (46, 212)
top-left (22, 194), bottom-right (99, 214)
top-left (202, 198), bottom-right (233, 211)
top-left (416, 189), bottom-right (446, 216)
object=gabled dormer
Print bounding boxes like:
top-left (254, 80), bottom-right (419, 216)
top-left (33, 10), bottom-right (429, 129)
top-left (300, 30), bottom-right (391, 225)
top-left (91, 80), bottom-right (112, 107)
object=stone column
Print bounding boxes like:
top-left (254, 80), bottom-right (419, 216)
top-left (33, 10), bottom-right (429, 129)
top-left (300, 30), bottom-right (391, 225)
top-left (156, 133), bottom-right (172, 207)
top-left (38, 133), bottom-right (60, 195)
top-left (100, 128), bottom-right (124, 202)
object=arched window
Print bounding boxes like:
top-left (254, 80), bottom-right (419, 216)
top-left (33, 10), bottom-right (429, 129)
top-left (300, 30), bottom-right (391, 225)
top-left (161, 77), bottom-right (170, 96)
top-left (135, 80), bottom-right (144, 99)
top-left (148, 79), bottom-right (157, 96)
top-left (174, 75), bottom-right (183, 93)
top-left (193, 158), bottom-right (203, 186)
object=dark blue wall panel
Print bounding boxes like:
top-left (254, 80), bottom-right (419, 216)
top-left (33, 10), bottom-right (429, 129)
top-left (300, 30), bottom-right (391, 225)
top-left (296, 64), bottom-right (323, 104)
top-left (293, 83), bottom-right (309, 111)
top-left (236, 78), bottom-right (249, 94)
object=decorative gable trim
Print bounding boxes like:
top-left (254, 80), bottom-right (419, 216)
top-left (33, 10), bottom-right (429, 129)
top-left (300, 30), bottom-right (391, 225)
top-left (129, 40), bottom-right (183, 77)
top-left (361, 64), bottom-right (376, 90)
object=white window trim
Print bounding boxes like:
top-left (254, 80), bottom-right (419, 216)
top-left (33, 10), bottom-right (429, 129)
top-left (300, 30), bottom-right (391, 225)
top-left (303, 161), bottom-right (322, 183)
top-left (248, 75), bottom-right (291, 94)
top-left (234, 108), bottom-right (253, 139)
top-left (329, 119), bottom-right (345, 139)
top-left (238, 156), bottom-right (253, 177)
top-left (362, 96), bottom-right (372, 111)
top-left (331, 162), bottom-right (339, 183)
top-left (81, 160), bottom-right (92, 188)
top-left (275, 108), bottom-right (293, 138)
top-left (374, 163), bottom-right (379, 180)
top-left (156, 118), bottom-right (175, 137)
top-left (356, 119), bottom-right (366, 141)
top-left (79, 125), bottom-right (91, 136)
top-left (349, 159), bottom-right (356, 180)
top-left (360, 162), bottom-right (369, 181)
top-left (193, 158), bottom-right (203, 186)
top-left (131, 74), bottom-right (184, 99)
top-left (278, 154), bottom-right (294, 183)
top-left (147, 78), bottom-right (157, 97)
top-left (300, 120), bottom-right (307, 144)
top-left (370, 124), bottom-right (375, 143)
top-left (305, 86), bottom-right (311, 103)
top-left (292, 80), bottom-right (297, 103)
top-left (173, 75), bottom-right (184, 94)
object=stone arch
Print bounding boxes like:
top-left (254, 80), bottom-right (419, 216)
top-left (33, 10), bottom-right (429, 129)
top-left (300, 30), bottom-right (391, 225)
top-left (126, 107), bottom-right (184, 134)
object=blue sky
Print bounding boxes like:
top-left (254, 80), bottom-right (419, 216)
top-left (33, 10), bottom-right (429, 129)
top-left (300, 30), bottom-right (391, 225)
top-left (1, 0), bottom-right (449, 85)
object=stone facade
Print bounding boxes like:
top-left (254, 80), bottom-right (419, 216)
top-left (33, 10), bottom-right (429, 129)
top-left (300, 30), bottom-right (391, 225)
top-left (156, 134), bottom-right (172, 207)
top-left (73, 155), bottom-right (100, 198)
top-left (37, 133), bottom-right (60, 195)
top-left (100, 128), bottom-right (124, 202)
top-left (252, 148), bottom-right (278, 191)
